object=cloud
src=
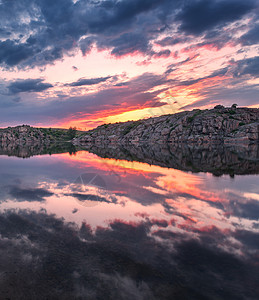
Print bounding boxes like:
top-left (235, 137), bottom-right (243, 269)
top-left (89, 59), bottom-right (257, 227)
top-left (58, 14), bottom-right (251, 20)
top-left (152, 49), bottom-right (171, 59)
top-left (165, 53), bottom-right (200, 74)
top-left (155, 36), bottom-right (190, 46)
top-left (70, 193), bottom-right (109, 202)
top-left (234, 56), bottom-right (259, 77)
top-left (0, 0), bottom-right (258, 126)
top-left (66, 76), bottom-right (112, 87)
top-left (0, 39), bottom-right (35, 67)
top-left (176, 0), bottom-right (256, 35)
top-left (177, 67), bottom-right (229, 86)
top-left (0, 72), bottom-right (169, 126)
top-left (0, 0), bottom-right (177, 68)
top-left (8, 79), bottom-right (53, 94)
top-left (182, 83), bottom-right (259, 110)
top-left (7, 186), bottom-right (54, 202)
top-left (110, 32), bottom-right (151, 57)
top-left (0, 0), bottom-right (257, 69)
top-left (240, 22), bottom-right (259, 46)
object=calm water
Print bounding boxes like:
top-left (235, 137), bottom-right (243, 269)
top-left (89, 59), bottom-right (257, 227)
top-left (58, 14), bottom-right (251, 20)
top-left (0, 147), bottom-right (258, 299)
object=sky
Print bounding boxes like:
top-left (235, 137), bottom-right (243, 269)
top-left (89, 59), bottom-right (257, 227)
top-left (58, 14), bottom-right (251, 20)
top-left (0, 0), bottom-right (258, 130)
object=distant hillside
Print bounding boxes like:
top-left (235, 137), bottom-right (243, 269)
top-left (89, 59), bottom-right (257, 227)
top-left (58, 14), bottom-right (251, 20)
top-left (73, 105), bottom-right (259, 146)
top-left (0, 125), bottom-right (79, 145)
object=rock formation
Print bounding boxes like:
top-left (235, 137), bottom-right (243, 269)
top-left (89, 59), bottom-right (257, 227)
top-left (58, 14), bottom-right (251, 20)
top-left (73, 106), bottom-right (259, 146)
top-left (0, 125), bottom-right (77, 146)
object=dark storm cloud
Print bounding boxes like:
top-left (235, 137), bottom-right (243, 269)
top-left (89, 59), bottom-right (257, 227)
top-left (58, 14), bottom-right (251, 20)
top-left (110, 32), bottom-right (151, 57)
top-left (240, 22), bottom-right (259, 45)
top-left (66, 76), bottom-right (112, 87)
top-left (177, 0), bottom-right (256, 35)
top-left (83, 0), bottom-right (170, 34)
top-left (0, 40), bottom-right (35, 67)
top-left (8, 79), bottom-right (53, 94)
top-left (0, 28), bottom-right (11, 38)
top-left (0, 0), bottom-right (177, 68)
top-left (78, 36), bottom-right (95, 55)
top-left (234, 56), bottom-right (259, 77)
top-left (0, 0), bottom-right (256, 68)
top-left (155, 36), bottom-right (190, 47)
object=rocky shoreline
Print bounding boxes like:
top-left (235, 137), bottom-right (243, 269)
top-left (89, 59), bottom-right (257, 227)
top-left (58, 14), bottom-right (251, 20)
top-left (0, 106), bottom-right (258, 175)
top-left (73, 106), bottom-right (259, 146)
top-left (1, 106), bottom-right (258, 149)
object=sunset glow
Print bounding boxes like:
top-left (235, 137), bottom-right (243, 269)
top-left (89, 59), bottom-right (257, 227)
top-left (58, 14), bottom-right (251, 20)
top-left (0, 0), bottom-right (258, 129)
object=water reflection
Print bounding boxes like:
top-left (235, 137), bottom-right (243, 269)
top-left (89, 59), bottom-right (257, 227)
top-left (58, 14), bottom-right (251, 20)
top-left (0, 146), bottom-right (258, 299)
top-left (0, 209), bottom-right (258, 299)
top-left (82, 142), bottom-right (259, 176)
top-left (1, 142), bottom-right (258, 175)
top-left (0, 142), bottom-right (77, 158)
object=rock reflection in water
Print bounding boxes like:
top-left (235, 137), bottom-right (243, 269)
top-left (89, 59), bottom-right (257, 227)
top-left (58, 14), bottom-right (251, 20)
top-left (80, 143), bottom-right (259, 176)
top-left (0, 142), bottom-right (258, 175)
top-left (0, 142), bottom-right (77, 158)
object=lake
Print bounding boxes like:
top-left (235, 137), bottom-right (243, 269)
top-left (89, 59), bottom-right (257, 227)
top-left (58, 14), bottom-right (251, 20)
top-left (0, 145), bottom-right (258, 299)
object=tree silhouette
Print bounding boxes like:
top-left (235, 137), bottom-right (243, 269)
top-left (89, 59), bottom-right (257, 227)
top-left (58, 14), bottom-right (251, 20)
top-left (68, 127), bottom-right (77, 139)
